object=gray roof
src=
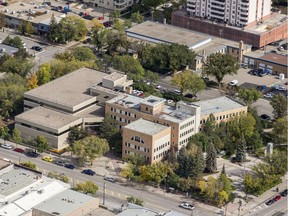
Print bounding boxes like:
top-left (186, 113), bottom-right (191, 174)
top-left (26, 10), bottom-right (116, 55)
top-left (33, 189), bottom-right (96, 215)
top-left (117, 203), bottom-right (159, 216)
top-left (124, 118), bottom-right (169, 135)
top-left (141, 95), bottom-right (166, 107)
top-left (192, 96), bottom-right (246, 117)
top-left (24, 67), bottom-right (108, 109)
top-left (15, 106), bottom-right (80, 131)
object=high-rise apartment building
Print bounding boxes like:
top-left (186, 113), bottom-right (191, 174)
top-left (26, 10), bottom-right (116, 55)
top-left (187, 0), bottom-right (272, 27)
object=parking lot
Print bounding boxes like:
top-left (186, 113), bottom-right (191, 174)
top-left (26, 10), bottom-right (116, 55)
top-left (222, 68), bottom-right (287, 88)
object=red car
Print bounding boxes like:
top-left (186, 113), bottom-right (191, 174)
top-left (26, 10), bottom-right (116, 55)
top-left (274, 195), bottom-right (281, 201)
top-left (14, 148), bottom-right (24, 153)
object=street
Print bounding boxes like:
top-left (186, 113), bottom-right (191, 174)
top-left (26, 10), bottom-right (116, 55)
top-left (0, 146), bottom-right (218, 216)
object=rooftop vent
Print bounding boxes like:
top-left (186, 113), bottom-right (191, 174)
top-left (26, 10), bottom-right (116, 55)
top-left (147, 99), bottom-right (158, 103)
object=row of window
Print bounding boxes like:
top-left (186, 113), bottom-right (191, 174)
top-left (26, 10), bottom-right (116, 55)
top-left (179, 137), bottom-right (191, 146)
top-left (180, 128), bottom-right (194, 138)
top-left (110, 107), bottom-right (136, 118)
top-left (110, 115), bottom-right (131, 124)
top-left (180, 120), bottom-right (195, 130)
top-left (131, 136), bottom-right (144, 143)
top-left (154, 142), bottom-right (170, 152)
top-left (125, 143), bottom-right (150, 153)
top-left (154, 150), bottom-right (169, 160)
top-left (200, 111), bottom-right (245, 124)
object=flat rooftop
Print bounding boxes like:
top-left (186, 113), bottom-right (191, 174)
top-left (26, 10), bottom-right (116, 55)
top-left (141, 95), bottom-right (166, 107)
top-left (0, 159), bottom-right (10, 170)
top-left (258, 53), bottom-right (288, 66)
top-left (126, 21), bottom-right (211, 49)
top-left (24, 67), bottom-right (108, 109)
top-left (0, 2), bottom-right (66, 24)
top-left (103, 72), bottom-right (126, 81)
top-left (107, 94), bottom-right (193, 123)
top-left (192, 96), bottom-right (246, 117)
top-left (126, 21), bottom-right (252, 53)
top-left (0, 168), bottom-right (37, 198)
top-left (15, 106), bottom-right (80, 131)
top-left (124, 118), bottom-right (169, 135)
top-left (33, 189), bottom-right (96, 215)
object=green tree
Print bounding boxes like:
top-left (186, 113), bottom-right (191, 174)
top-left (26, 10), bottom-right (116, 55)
top-left (177, 144), bottom-right (205, 178)
top-left (202, 114), bottom-right (216, 135)
top-left (265, 150), bottom-right (288, 175)
top-left (67, 126), bottom-right (88, 145)
top-left (131, 11), bottom-right (144, 23)
top-left (48, 14), bottom-right (60, 42)
top-left (0, 126), bottom-right (9, 144)
top-left (74, 181), bottom-right (99, 195)
top-left (236, 136), bottom-right (246, 162)
top-left (12, 128), bottom-right (22, 144)
top-left (35, 135), bottom-right (49, 153)
top-left (272, 117), bottom-right (288, 143)
top-left (48, 172), bottom-right (69, 183)
top-left (72, 135), bottom-right (110, 164)
top-left (112, 55), bottom-right (145, 81)
top-left (20, 161), bottom-right (37, 170)
top-left (91, 28), bottom-right (107, 52)
top-left (144, 70), bottom-right (159, 84)
top-left (99, 116), bottom-right (119, 142)
top-left (25, 22), bottom-right (33, 36)
top-left (106, 30), bottom-right (128, 55)
top-left (0, 73), bottom-right (26, 117)
top-left (0, 12), bottom-right (6, 29)
top-left (270, 94), bottom-right (287, 119)
top-left (126, 196), bottom-right (144, 206)
top-left (36, 63), bottom-right (51, 85)
top-left (172, 70), bottom-right (205, 95)
top-left (238, 88), bottom-right (262, 105)
top-left (246, 131), bottom-right (263, 152)
top-left (203, 53), bottom-right (238, 88)
top-left (206, 142), bottom-right (217, 173)
top-left (70, 47), bottom-right (96, 61)
top-left (142, 0), bottom-right (165, 8)
top-left (11, 36), bottom-right (24, 49)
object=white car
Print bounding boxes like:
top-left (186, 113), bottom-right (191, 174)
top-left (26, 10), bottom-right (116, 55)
top-left (167, 100), bottom-right (173, 104)
top-left (229, 80), bottom-right (238, 86)
top-left (174, 89), bottom-right (181, 95)
top-left (276, 86), bottom-right (286, 91)
top-left (156, 85), bottom-right (161, 89)
top-left (179, 202), bottom-right (195, 210)
top-left (104, 177), bottom-right (115, 182)
top-left (1, 144), bottom-right (13, 149)
top-left (264, 93), bottom-right (274, 98)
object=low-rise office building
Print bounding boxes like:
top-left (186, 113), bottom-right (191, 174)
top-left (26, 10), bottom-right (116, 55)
top-left (15, 67), bottom-right (133, 149)
top-left (191, 96), bottom-right (248, 130)
top-left (83, 0), bottom-right (133, 12)
top-left (122, 118), bottom-right (171, 163)
top-left (105, 95), bottom-right (201, 153)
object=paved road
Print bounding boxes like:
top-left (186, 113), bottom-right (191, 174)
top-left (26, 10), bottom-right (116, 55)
top-left (0, 147), bottom-right (217, 216)
top-left (245, 197), bottom-right (287, 216)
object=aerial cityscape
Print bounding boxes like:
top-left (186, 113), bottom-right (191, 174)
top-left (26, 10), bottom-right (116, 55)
top-left (0, 0), bottom-right (287, 215)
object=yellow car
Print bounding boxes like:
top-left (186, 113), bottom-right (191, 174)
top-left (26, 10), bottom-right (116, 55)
top-left (42, 156), bottom-right (53, 163)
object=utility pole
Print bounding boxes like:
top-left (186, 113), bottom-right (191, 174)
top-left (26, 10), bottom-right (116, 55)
top-left (103, 182), bottom-right (106, 205)
top-left (238, 200), bottom-right (242, 216)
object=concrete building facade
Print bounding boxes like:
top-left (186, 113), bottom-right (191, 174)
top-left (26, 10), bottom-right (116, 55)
top-left (15, 68), bottom-right (133, 150)
top-left (187, 0), bottom-right (272, 27)
top-left (122, 118), bottom-right (171, 163)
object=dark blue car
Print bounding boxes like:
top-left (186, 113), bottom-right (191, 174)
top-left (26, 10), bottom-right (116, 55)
top-left (65, 164), bottom-right (75, 169)
top-left (81, 169), bottom-right (95, 176)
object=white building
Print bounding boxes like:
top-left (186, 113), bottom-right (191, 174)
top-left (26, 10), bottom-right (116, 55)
top-left (187, 0), bottom-right (272, 27)
top-left (83, 0), bottom-right (133, 11)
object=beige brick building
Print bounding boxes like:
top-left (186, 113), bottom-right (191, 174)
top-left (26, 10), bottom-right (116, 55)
top-left (122, 118), bottom-right (171, 163)
top-left (105, 95), bottom-right (201, 153)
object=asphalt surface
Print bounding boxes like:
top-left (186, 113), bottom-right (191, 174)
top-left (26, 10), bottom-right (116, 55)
top-left (0, 146), bottom-right (218, 216)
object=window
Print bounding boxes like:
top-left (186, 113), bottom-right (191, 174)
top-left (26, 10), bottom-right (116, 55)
top-left (146, 107), bottom-right (148, 111)
top-left (135, 136), bottom-right (140, 142)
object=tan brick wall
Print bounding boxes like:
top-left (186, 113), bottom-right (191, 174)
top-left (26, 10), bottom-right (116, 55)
top-left (122, 126), bottom-right (171, 164)
top-left (257, 60), bottom-right (288, 77)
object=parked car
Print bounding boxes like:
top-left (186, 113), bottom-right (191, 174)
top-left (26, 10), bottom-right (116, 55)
top-left (239, 63), bottom-right (248, 68)
top-left (54, 161), bottom-right (66, 166)
top-left (98, 16), bottom-right (104, 20)
top-left (179, 202), bottom-right (194, 210)
top-left (280, 189), bottom-right (288, 197)
top-left (278, 46), bottom-right (284, 51)
top-left (167, 100), bottom-right (173, 104)
top-left (14, 148), bottom-right (25, 153)
top-left (228, 80), bottom-right (238, 86)
top-left (274, 195), bottom-right (281, 202)
top-left (257, 69), bottom-right (270, 77)
top-left (275, 85), bottom-right (286, 91)
top-left (26, 151), bottom-right (39, 158)
top-left (103, 21), bottom-right (113, 28)
top-left (265, 199), bottom-right (275, 206)
top-left (156, 84), bottom-right (161, 89)
top-left (260, 114), bottom-right (271, 121)
top-left (1, 143), bottom-right (13, 149)
top-left (65, 164), bottom-right (75, 169)
top-left (31, 46), bottom-right (43, 52)
top-left (264, 93), bottom-right (274, 99)
top-left (82, 169), bottom-right (95, 176)
top-left (42, 156), bottom-right (53, 163)
top-left (184, 93), bottom-right (197, 99)
top-left (104, 176), bottom-right (115, 182)
top-left (174, 89), bottom-right (181, 95)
